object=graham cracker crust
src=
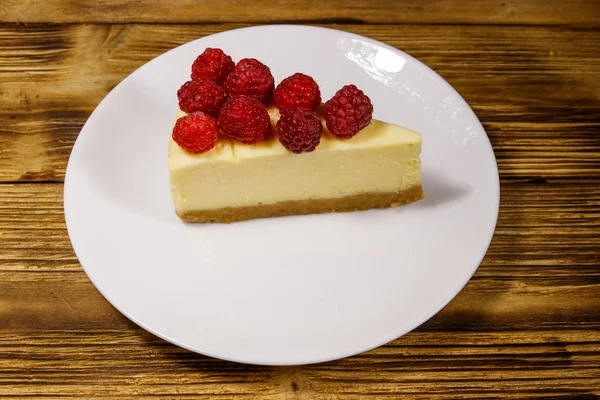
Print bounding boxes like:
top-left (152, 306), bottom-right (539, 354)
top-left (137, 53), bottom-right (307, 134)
top-left (176, 185), bottom-right (424, 223)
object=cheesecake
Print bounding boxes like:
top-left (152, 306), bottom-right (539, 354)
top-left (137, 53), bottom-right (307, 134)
top-left (169, 107), bottom-right (424, 223)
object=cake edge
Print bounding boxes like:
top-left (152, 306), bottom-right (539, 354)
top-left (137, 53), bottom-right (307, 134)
top-left (175, 185), bottom-right (424, 223)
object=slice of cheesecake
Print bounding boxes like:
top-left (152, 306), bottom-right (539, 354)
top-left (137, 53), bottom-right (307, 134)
top-left (169, 107), bottom-right (423, 223)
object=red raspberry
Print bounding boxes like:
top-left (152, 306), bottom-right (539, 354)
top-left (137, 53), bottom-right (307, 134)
top-left (274, 73), bottom-right (321, 113)
top-left (223, 58), bottom-right (274, 103)
top-left (191, 48), bottom-right (234, 85)
top-left (177, 79), bottom-right (226, 117)
top-left (172, 112), bottom-right (219, 154)
top-left (277, 109), bottom-right (323, 153)
top-left (218, 96), bottom-right (271, 144)
top-left (324, 84), bottom-right (374, 139)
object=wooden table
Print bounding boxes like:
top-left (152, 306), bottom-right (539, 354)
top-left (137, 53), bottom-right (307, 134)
top-left (1, 1), bottom-right (599, 398)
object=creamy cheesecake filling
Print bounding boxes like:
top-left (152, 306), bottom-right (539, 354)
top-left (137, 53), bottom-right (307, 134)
top-left (169, 108), bottom-right (422, 214)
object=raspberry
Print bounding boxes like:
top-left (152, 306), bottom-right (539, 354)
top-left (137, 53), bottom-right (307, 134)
top-left (274, 73), bottom-right (321, 113)
top-left (324, 84), bottom-right (374, 139)
top-left (277, 109), bottom-right (323, 153)
top-left (177, 79), bottom-right (226, 117)
top-left (172, 112), bottom-right (219, 154)
top-left (218, 96), bottom-right (271, 144)
top-left (223, 58), bottom-right (274, 103)
top-left (191, 48), bottom-right (234, 85)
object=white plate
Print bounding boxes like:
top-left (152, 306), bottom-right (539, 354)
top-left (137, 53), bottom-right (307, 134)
top-left (64, 25), bottom-right (499, 365)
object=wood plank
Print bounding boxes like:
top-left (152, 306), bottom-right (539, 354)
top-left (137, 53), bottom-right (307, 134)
top-left (0, 330), bottom-right (598, 398)
top-left (1, 182), bottom-right (598, 334)
top-left (1, 0), bottom-right (599, 25)
top-left (2, 270), bottom-right (599, 333)
top-left (1, 24), bottom-right (599, 183)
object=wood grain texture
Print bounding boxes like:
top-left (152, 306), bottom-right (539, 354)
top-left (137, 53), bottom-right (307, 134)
top-left (1, 0), bottom-right (599, 25)
top-left (1, 24), bottom-right (599, 183)
top-left (0, 330), bottom-right (598, 398)
top-left (1, 3), bottom-right (600, 397)
top-left (0, 180), bottom-right (599, 398)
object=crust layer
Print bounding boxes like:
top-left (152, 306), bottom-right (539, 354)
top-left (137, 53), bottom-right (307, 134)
top-left (176, 185), bottom-right (424, 223)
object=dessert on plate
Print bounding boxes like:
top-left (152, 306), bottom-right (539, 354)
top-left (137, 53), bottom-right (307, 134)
top-left (168, 48), bottom-right (424, 222)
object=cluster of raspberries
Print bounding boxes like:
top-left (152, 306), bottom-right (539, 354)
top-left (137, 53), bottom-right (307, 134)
top-left (172, 48), bottom-right (373, 154)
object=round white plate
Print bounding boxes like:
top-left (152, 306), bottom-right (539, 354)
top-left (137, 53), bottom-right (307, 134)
top-left (64, 25), bottom-right (499, 365)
